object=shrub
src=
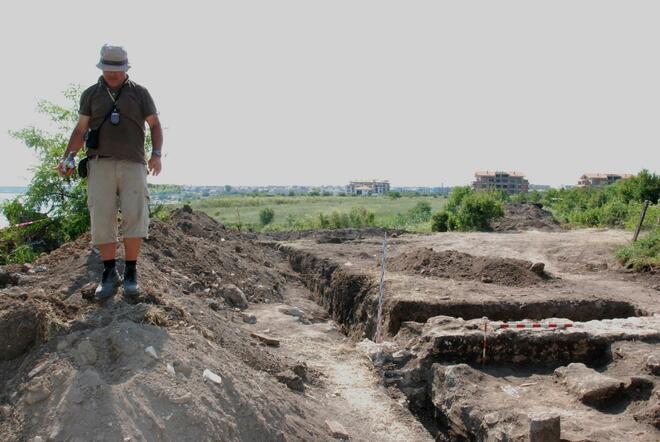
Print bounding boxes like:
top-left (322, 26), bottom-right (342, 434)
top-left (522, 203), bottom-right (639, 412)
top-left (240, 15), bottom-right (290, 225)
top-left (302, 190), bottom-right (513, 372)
top-left (431, 211), bottom-right (450, 232)
top-left (452, 192), bottom-right (504, 231)
top-left (599, 200), bottom-right (630, 227)
top-left (540, 170), bottom-right (660, 229)
top-left (349, 206), bottom-right (375, 227)
top-left (615, 228), bottom-right (660, 271)
top-left (408, 201), bottom-right (432, 223)
top-left (259, 208), bottom-right (275, 225)
top-left (431, 187), bottom-right (503, 232)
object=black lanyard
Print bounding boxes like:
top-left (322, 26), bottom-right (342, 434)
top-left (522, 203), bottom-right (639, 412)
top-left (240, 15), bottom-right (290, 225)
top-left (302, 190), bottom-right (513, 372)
top-left (97, 80), bottom-right (127, 129)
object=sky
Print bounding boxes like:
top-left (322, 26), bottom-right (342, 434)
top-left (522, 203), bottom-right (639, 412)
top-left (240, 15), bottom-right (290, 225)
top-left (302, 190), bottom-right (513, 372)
top-left (1, 1), bottom-right (658, 188)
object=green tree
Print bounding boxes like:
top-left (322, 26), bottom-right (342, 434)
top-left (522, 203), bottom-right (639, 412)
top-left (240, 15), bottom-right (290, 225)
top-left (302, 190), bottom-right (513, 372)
top-left (616, 170), bottom-right (660, 204)
top-left (1, 86), bottom-right (90, 263)
top-left (445, 186), bottom-right (473, 213)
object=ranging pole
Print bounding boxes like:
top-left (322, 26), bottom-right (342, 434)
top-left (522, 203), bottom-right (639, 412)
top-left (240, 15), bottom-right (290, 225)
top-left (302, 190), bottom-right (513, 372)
top-left (375, 232), bottom-right (388, 343)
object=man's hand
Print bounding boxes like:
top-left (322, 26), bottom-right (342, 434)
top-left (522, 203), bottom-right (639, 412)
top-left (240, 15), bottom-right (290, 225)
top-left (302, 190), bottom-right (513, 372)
top-left (148, 156), bottom-right (162, 176)
top-left (56, 159), bottom-right (75, 178)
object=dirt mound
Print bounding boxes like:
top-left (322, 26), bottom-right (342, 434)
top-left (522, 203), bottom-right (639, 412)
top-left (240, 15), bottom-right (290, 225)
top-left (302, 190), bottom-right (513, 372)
top-left (388, 247), bottom-right (549, 287)
top-left (0, 208), bottom-right (332, 441)
top-left (490, 202), bottom-right (562, 232)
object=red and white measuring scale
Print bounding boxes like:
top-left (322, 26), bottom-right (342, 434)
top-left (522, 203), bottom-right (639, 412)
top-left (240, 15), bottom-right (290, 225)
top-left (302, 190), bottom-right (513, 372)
top-left (490, 321), bottom-right (574, 330)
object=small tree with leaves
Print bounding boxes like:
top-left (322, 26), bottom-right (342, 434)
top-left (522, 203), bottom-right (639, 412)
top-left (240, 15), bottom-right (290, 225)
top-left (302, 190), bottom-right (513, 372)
top-left (1, 86), bottom-right (90, 263)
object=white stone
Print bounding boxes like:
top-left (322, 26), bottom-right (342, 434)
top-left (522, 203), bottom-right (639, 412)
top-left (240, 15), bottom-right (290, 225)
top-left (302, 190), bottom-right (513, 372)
top-left (145, 346), bottom-right (158, 359)
top-left (203, 369), bottom-right (222, 385)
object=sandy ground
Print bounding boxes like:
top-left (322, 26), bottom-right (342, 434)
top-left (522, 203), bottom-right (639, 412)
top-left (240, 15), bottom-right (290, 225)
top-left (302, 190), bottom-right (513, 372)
top-left (244, 283), bottom-right (432, 442)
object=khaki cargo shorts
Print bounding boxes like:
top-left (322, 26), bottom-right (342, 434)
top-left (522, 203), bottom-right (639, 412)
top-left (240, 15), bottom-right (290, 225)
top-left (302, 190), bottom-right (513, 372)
top-left (87, 158), bottom-right (150, 245)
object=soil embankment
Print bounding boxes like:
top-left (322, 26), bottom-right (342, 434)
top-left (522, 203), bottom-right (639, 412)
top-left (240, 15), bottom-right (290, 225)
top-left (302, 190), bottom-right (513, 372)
top-left (388, 247), bottom-right (549, 287)
top-left (0, 209), bottom-right (430, 441)
top-left (490, 202), bottom-right (563, 232)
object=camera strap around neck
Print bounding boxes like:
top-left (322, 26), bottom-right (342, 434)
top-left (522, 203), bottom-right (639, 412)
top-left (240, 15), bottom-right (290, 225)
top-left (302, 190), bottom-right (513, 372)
top-left (97, 80), bottom-right (127, 130)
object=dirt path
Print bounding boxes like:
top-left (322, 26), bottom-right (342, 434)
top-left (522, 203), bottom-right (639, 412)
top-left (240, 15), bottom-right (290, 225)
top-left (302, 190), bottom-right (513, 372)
top-left (245, 283), bottom-right (432, 442)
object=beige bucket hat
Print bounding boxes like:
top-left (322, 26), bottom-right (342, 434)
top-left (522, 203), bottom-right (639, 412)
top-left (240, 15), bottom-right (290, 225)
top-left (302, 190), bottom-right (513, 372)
top-left (96, 44), bottom-right (131, 72)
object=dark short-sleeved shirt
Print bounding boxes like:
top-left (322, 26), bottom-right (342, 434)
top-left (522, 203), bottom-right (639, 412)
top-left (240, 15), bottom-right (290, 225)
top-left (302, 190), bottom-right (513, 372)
top-left (79, 76), bottom-right (157, 164)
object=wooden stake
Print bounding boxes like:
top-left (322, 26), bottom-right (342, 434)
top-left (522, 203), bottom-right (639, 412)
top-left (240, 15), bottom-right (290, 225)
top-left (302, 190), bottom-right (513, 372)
top-left (633, 200), bottom-right (650, 242)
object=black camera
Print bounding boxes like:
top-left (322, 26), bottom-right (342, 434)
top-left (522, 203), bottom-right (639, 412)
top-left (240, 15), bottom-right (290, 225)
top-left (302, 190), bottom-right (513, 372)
top-left (85, 128), bottom-right (100, 149)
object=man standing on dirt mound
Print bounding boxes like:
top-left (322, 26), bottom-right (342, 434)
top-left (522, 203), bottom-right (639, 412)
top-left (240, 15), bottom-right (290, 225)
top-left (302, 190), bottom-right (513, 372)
top-left (58, 44), bottom-right (163, 300)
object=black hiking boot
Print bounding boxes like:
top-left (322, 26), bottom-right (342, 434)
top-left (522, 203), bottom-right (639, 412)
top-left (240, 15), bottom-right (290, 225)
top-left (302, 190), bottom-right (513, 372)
top-left (95, 267), bottom-right (120, 300)
top-left (123, 267), bottom-right (140, 298)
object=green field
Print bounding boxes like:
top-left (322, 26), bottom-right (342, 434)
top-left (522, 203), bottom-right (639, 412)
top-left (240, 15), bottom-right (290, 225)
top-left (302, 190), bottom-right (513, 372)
top-left (187, 195), bottom-right (447, 232)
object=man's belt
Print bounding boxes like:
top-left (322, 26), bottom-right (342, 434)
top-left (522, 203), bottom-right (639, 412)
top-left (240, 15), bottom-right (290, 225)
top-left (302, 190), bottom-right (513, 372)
top-left (88, 155), bottom-right (113, 160)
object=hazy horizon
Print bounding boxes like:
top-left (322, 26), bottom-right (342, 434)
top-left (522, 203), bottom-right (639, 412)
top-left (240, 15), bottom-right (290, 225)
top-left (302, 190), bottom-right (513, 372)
top-left (2, 1), bottom-right (658, 188)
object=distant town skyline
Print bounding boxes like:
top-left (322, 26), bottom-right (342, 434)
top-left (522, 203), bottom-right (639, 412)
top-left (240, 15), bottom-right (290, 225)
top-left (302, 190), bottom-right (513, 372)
top-left (2, 2), bottom-right (659, 188)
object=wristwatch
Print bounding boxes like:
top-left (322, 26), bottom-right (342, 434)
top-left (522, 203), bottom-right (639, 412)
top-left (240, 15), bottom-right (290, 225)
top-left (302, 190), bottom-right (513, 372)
top-left (152, 149), bottom-right (162, 158)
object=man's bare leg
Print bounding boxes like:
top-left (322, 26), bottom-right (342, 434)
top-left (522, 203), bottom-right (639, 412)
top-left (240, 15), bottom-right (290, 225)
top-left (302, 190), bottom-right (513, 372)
top-left (123, 237), bottom-right (142, 261)
top-left (98, 242), bottom-right (117, 260)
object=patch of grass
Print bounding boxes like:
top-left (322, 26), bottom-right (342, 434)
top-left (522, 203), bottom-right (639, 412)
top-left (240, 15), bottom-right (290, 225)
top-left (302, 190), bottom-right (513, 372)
top-left (615, 228), bottom-right (660, 271)
top-left (189, 195), bottom-right (446, 232)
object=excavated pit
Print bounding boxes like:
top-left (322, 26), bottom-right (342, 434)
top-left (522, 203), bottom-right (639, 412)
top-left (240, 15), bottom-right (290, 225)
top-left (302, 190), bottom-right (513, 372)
top-left (279, 242), bottom-right (660, 440)
top-left (281, 244), bottom-right (647, 339)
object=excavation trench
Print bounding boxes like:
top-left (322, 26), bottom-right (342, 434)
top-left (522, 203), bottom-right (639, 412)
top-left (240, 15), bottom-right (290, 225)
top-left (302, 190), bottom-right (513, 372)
top-left (281, 245), bottom-right (657, 440)
top-left (282, 246), bottom-right (647, 339)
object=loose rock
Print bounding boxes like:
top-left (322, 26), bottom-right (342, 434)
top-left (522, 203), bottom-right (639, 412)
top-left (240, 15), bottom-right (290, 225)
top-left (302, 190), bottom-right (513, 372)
top-left (170, 392), bottom-right (192, 404)
top-left (241, 312), bottom-right (257, 324)
top-left (278, 306), bottom-right (305, 317)
top-left (251, 332), bottom-right (280, 347)
top-left (276, 370), bottom-right (305, 392)
top-left (529, 412), bottom-right (560, 442)
top-left (554, 363), bottom-right (624, 404)
top-left (80, 283), bottom-right (97, 301)
top-left (529, 262), bottom-right (545, 276)
top-left (218, 284), bottom-right (248, 310)
top-left (202, 369), bottom-right (222, 385)
top-left (325, 420), bottom-right (349, 440)
top-left (145, 346), bottom-right (159, 359)
top-left (208, 301), bottom-right (224, 311)
top-left (646, 354), bottom-right (660, 376)
top-left (292, 363), bottom-right (308, 381)
top-left (0, 269), bottom-right (20, 288)
top-left (188, 281), bottom-right (205, 292)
